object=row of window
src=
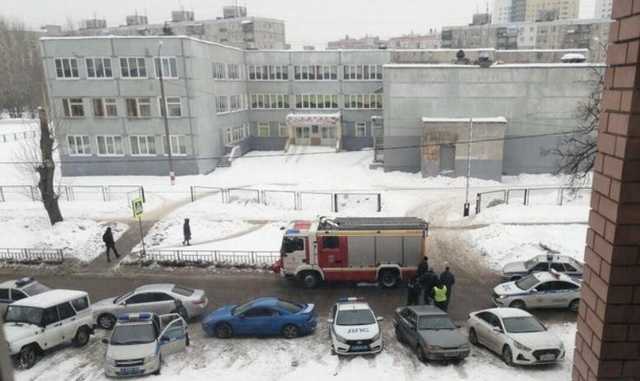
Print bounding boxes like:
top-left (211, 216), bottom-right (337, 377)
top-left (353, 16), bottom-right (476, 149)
top-left (343, 94), bottom-right (384, 109)
top-left (251, 94), bottom-right (290, 109)
top-left (60, 97), bottom-right (183, 118)
top-left (212, 62), bottom-right (242, 80)
top-left (215, 94), bottom-right (249, 114)
top-left (67, 134), bottom-right (188, 156)
top-left (247, 65), bottom-right (289, 81)
top-left (224, 123), bottom-right (250, 145)
top-left (252, 121), bottom-right (368, 138)
top-left (55, 57), bottom-right (178, 79)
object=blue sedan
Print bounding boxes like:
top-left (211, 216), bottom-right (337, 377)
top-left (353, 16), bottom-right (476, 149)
top-left (201, 297), bottom-right (317, 339)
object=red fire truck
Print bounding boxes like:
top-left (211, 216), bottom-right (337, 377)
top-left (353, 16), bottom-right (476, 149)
top-left (272, 217), bottom-right (429, 288)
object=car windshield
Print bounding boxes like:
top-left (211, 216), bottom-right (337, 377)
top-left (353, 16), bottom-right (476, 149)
top-left (277, 300), bottom-right (304, 314)
top-left (503, 317), bottom-right (546, 333)
top-left (515, 274), bottom-right (539, 290)
top-left (5, 306), bottom-right (43, 326)
top-left (22, 282), bottom-right (50, 296)
top-left (114, 291), bottom-right (133, 304)
top-left (418, 316), bottom-right (457, 330)
top-left (172, 286), bottom-right (194, 297)
top-left (336, 309), bottom-right (376, 326)
top-left (110, 324), bottom-right (156, 345)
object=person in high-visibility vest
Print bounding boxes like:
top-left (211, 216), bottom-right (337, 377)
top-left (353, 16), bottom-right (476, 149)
top-left (432, 282), bottom-right (449, 312)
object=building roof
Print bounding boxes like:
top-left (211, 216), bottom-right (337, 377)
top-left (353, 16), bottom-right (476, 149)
top-left (318, 217), bottom-right (428, 231)
top-left (422, 117), bottom-right (507, 123)
top-left (12, 289), bottom-right (87, 308)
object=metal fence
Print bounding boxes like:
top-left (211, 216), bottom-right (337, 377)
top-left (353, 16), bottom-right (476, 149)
top-left (132, 249), bottom-right (280, 267)
top-left (0, 130), bottom-right (37, 143)
top-left (475, 186), bottom-right (592, 214)
top-left (0, 184), bottom-right (145, 203)
top-left (0, 248), bottom-right (64, 264)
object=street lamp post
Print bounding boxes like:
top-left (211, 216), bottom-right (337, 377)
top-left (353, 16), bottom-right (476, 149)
top-left (464, 118), bottom-right (473, 217)
top-left (158, 41), bottom-right (175, 185)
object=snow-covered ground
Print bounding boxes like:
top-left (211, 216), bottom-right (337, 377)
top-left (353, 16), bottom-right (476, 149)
top-left (15, 322), bottom-right (576, 381)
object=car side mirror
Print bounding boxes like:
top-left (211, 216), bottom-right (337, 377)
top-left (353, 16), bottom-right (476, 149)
top-left (376, 316), bottom-right (384, 322)
top-left (531, 288), bottom-right (538, 293)
top-left (492, 326), bottom-right (502, 334)
top-left (102, 338), bottom-right (109, 344)
top-left (327, 319), bottom-right (334, 324)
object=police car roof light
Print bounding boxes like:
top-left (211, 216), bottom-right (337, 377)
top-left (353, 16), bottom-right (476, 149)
top-left (338, 297), bottom-right (364, 303)
top-left (15, 277), bottom-right (34, 287)
top-left (118, 312), bottom-right (152, 322)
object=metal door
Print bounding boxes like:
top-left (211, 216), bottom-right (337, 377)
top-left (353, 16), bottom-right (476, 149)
top-left (439, 144), bottom-right (456, 176)
top-left (159, 318), bottom-right (187, 356)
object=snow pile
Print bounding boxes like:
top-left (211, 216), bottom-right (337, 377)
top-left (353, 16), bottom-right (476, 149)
top-left (465, 224), bottom-right (588, 271)
top-left (0, 118), bottom-right (37, 134)
top-left (472, 204), bottom-right (589, 224)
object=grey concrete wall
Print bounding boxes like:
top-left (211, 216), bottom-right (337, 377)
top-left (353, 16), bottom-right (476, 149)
top-left (250, 137), bottom-right (287, 150)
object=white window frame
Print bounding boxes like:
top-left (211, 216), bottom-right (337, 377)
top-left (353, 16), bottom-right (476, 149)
top-left (224, 128), bottom-right (233, 145)
top-left (227, 63), bottom-right (240, 80)
top-left (54, 58), bottom-right (79, 79)
top-left (85, 57), bottom-right (113, 79)
top-left (62, 98), bottom-right (85, 118)
top-left (126, 97), bottom-right (152, 118)
top-left (278, 123), bottom-right (288, 137)
top-left (67, 135), bottom-right (91, 156)
top-left (215, 96), bottom-right (229, 114)
top-left (213, 62), bottom-right (226, 80)
top-left (163, 135), bottom-right (188, 156)
top-left (158, 97), bottom-right (182, 118)
top-left (96, 135), bottom-right (124, 156)
top-left (129, 135), bottom-right (157, 156)
top-left (120, 57), bottom-right (147, 79)
top-left (257, 122), bottom-right (270, 137)
top-left (92, 98), bottom-right (118, 118)
top-left (355, 122), bottom-right (368, 137)
top-left (154, 57), bottom-right (178, 79)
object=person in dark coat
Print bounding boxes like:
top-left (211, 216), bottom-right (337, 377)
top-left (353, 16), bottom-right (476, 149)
top-left (406, 277), bottom-right (421, 306)
top-left (420, 269), bottom-right (439, 305)
top-left (182, 218), bottom-right (192, 246)
top-left (440, 264), bottom-right (456, 310)
top-left (102, 227), bottom-right (119, 262)
top-left (416, 257), bottom-right (430, 280)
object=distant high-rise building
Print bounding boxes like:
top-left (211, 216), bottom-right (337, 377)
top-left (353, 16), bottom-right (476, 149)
top-left (223, 5), bottom-right (248, 19)
top-left (493, 0), bottom-right (578, 23)
top-left (387, 32), bottom-right (440, 49)
top-left (79, 18), bottom-right (107, 30)
top-left (327, 35), bottom-right (385, 49)
top-left (471, 13), bottom-right (492, 25)
top-left (594, 0), bottom-right (613, 18)
top-left (493, 0), bottom-right (513, 24)
top-left (125, 15), bottom-right (148, 26)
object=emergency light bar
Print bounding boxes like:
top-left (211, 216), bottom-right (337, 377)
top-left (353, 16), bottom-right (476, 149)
top-left (337, 297), bottom-right (365, 303)
top-left (118, 312), bottom-right (153, 322)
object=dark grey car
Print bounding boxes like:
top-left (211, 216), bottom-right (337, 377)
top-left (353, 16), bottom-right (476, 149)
top-left (394, 305), bottom-right (470, 362)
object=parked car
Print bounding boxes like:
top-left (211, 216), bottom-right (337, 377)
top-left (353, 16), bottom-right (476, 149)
top-left (93, 283), bottom-right (207, 330)
top-left (3, 289), bottom-right (93, 369)
top-left (328, 297), bottom-right (383, 356)
top-left (394, 305), bottom-right (470, 362)
top-left (501, 254), bottom-right (583, 281)
top-left (202, 297), bottom-right (316, 339)
top-left (492, 271), bottom-right (581, 311)
top-left (103, 313), bottom-right (188, 378)
top-left (0, 277), bottom-right (51, 315)
top-left (467, 308), bottom-right (565, 366)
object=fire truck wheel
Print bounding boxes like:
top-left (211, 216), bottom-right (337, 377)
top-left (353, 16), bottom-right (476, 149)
top-left (300, 272), bottom-right (321, 289)
top-left (379, 270), bottom-right (399, 288)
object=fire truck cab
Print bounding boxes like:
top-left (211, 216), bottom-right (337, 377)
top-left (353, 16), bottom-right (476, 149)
top-left (275, 217), bottom-right (429, 288)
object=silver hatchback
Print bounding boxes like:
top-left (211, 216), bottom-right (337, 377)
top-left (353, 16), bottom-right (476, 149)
top-left (93, 284), bottom-right (208, 329)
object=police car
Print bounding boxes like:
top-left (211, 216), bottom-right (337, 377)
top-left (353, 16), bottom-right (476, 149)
top-left (328, 297), bottom-right (384, 356)
top-left (0, 277), bottom-right (51, 315)
top-left (103, 313), bottom-right (188, 377)
top-left (492, 271), bottom-right (581, 312)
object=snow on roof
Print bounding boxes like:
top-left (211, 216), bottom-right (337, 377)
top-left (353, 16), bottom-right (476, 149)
top-left (384, 64), bottom-right (478, 68)
top-left (337, 302), bottom-right (371, 311)
top-left (488, 307), bottom-right (533, 318)
top-left (40, 35), bottom-right (245, 52)
top-left (386, 63), bottom-right (604, 69)
top-left (12, 289), bottom-right (88, 308)
top-left (422, 117), bottom-right (507, 123)
top-left (136, 283), bottom-right (175, 292)
top-left (286, 112), bottom-right (341, 119)
top-left (561, 53), bottom-right (586, 60)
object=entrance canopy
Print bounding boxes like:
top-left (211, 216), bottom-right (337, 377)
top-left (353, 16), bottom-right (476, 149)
top-left (286, 112), bottom-right (341, 127)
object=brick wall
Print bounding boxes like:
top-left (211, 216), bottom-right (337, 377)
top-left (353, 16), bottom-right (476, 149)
top-left (573, 1), bottom-right (640, 380)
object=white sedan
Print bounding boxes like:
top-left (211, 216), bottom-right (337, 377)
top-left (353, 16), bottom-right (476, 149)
top-left (467, 308), bottom-right (565, 366)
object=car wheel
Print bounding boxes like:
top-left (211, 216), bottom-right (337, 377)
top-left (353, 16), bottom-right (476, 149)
top-left (301, 272), bottom-right (320, 289)
top-left (186, 333), bottom-right (190, 347)
top-left (395, 327), bottom-right (404, 343)
top-left (19, 345), bottom-right (38, 369)
top-left (509, 300), bottom-right (526, 310)
top-left (502, 345), bottom-right (514, 366)
top-left (215, 323), bottom-right (233, 339)
top-left (569, 299), bottom-right (580, 312)
top-left (379, 270), bottom-right (399, 288)
top-left (468, 328), bottom-right (479, 346)
top-left (282, 324), bottom-right (300, 339)
top-left (97, 313), bottom-right (116, 330)
top-left (73, 326), bottom-right (90, 347)
top-left (417, 345), bottom-right (427, 363)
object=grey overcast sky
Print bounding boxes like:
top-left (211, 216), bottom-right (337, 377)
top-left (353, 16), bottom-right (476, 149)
top-left (5, 0), bottom-right (595, 47)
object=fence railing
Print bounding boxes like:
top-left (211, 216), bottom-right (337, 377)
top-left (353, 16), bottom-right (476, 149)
top-left (0, 184), bottom-right (145, 203)
top-left (475, 186), bottom-right (592, 214)
top-left (130, 249), bottom-right (280, 267)
top-left (0, 248), bottom-right (64, 264)
top-left (0, 130), bottom-right (37, 143)
top-left (190, 186), bottom-right (382, 212)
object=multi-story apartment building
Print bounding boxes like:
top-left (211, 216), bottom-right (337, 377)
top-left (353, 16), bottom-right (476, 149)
top-left (494, 0), bottom-right (514, 24)
top-left (70, 7), bottom-right (287, 50)
top-left (386, 32), bottom-right (440, 49)
top-left (327, 35), bottom-right (386, 50)
top-left (442, 18), bottom-right (612, 61)
top-left (40, 36), bottom-right (600, 179)
top-left (494, 0), bottom-right (579, 22)
top-left (594, 0), bottom-right (613, 19)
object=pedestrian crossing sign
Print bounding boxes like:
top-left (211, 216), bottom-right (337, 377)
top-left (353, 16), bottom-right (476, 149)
top-left (132, 197), bottom-right (144, 218)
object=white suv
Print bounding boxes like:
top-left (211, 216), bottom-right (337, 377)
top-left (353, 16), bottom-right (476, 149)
top-left (3, 289), bottom-right (94, 368)
top-left (328, 297), bottom-right (384, 356)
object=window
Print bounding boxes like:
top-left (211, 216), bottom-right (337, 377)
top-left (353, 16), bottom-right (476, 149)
top-left (57, 302), bottom-right (76, 320)
top-left (54, 58), bottom-right (79, 79)
top-left (62, 98), bottom-right (84, 118)
top-left (11, 290), bottom-right (27, 301)
top-left (257, 122), bottom-right (270, 137)
top-left (93, 98), bottom-right (117, 117)
top-left (244, 308), bottom-right (277, 318)
top-left (343, 64), bottom-right (382, 80)
top-left (0, 289), bottom-right (8, 300)
top-left (550, 263), bottom-right (566, 272)
top-left (531, 262), bottom-right (549, 272)
top-left (120, 57), bottom-right (147, 78)
top-left (230, 95), bottom-right (241, 111)
top-left (344, 94), bottom-right (382, 109)
top-left (96, 135), bottom-right (124, 156)
top-left (42, 306), bottom-right (60, 326)
top-left (212, 62), bottom-right (226, 79)
top-left (154, 57), bottom-right (178, 79)
top-left (321, 127), bottom-right (335, 139)
top-left (71, 297), bottom-right (89, 312)
top-left (85, 57), bottom-right (112, 79)
top-left (227, 63), bottom-right (240, 79)
top-left (247, 65), bottom-right (288, 80)
top-left (148, 292), bottom-right (175, 302)
top-left (126, 98), bottom-right (152, 118)
top-left (215, 96), bottom-right (229, 114)
top-left (323, 236), bottom-right (340, 249)
top-left (355, 122), bottom-right (367, 137)
top-left (130, 136), bottom-right (157, 156)
top-left (293, 65), bottom-right (338, 80)
top-left (250, 94), bottom-right (289, 109)
top-left (278, 123), bottom-right (288, 137)
top-left (295, 94), bottom-right (337, 109)
top-left (164, 135), bottom-right (187, 155)
top-left (159, 97), bottom-right (182, 117)
top-left (125, 293), bottom-right (153, 304)
top-left (564, 263), bottom-right (579, 272)
top-left (67, 135), bottom-right (91, 156)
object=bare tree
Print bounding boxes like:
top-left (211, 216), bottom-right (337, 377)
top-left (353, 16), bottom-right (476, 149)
top-left (36, 108), bottom-right (63, 224)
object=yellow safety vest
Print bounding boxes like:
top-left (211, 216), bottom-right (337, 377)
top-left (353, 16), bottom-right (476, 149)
top-left (433, 286), bottom-right (448, 302)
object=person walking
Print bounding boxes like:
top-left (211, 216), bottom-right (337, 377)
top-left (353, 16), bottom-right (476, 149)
top-left (406, 277), bottom-right (421, 306)
top-left (421, 269), bottom-right (438, 305)
top-left (432, 282), bottom-right (449, 312)
top-left (183, 218), bottom-right (191, 246)
top-left (440, 264), bottom-right (456, 310)
top-left (102, 227), bottom-right (120, 263)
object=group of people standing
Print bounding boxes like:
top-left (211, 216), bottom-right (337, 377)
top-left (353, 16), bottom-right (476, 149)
top-left (407, 257), bottom-right (456, 312)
